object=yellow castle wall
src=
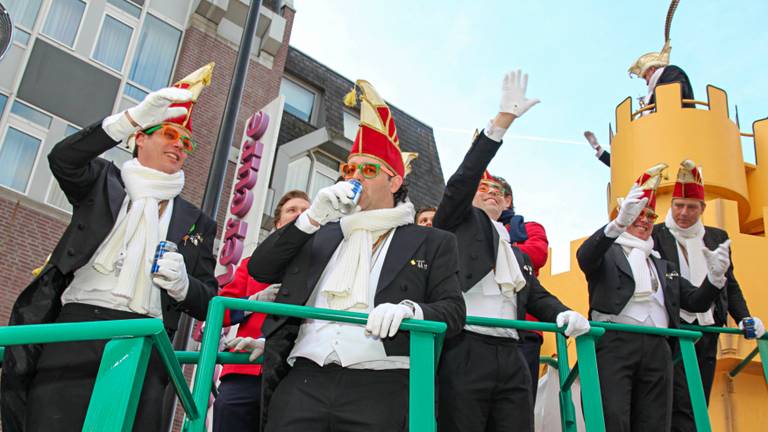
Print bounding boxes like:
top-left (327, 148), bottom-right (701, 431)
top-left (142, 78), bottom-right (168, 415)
top-left (536, 84), bottom-right (768, 431)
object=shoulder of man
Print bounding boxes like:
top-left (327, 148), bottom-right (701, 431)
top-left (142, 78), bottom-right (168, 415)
top-left (703, 225), bottom-right (728, 240)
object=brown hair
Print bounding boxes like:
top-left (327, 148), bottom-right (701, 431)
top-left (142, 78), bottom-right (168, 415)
top-left (274, 190), bottom-right (310, 228)
top-left (415, 206), bottom-right (437, 223)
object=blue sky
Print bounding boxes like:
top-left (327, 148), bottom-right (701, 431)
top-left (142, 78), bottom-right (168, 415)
top-left (289, 1), bottom-right (768, 272)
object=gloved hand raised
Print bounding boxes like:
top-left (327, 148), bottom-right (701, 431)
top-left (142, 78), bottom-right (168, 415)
top-left (499, 70), bottom-right (540, 118)
top-left (152, 252), bottom-right (189, 301)
top-left (702, 240), bottom-right (731, 288)
top-left (556, 310), bottom-right (591, 338)
top-left (306, 182), bottom-right (356, 226)
top-left (102, 87), bottom-right (193, 142)
top-left (225, 337), bottom-right (265, 362)
top-left (584, 131), bottom-right (603, 155)
top-left (615, 184), bottom-right (648, 229)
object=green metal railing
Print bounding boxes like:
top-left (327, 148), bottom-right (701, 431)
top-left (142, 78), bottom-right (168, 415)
top-left (465, 316), bottom-right (607, 432)
top-left (679, 324), bottom-right (768, 381)
top-left (185, 296), bottom-right (448, 432)
top-left (0, 318), bottom-right (198, 431)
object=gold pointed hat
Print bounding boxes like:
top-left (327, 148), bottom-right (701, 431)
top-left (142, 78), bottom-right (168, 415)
top-left (161, 62), bottom-right (215, 135)
top-left (628, 40), bottom-right (672, 78)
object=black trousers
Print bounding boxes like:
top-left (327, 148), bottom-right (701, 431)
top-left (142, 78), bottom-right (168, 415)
top-left (518, 330), bottom-right (543, 401)
top-left (25, 303), bottom-right (169, 432)
top-left (265, 358), bottom-right (408, 432)
top-left (213, 374), bottom-right (262, 432)
top-left (438, 331), bottom-right (533, 432)
top-left (671, 326), bottom-right (720, 432)
top-left (595, 331), bottom-right (673, 432)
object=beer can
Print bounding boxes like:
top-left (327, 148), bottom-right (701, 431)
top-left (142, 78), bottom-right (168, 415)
top-left (341, 179), bottom-right (363, 214)
top-left (151, 240), bottom-right (178, 273)
top-left (742, 317), bottom-right (756, 339)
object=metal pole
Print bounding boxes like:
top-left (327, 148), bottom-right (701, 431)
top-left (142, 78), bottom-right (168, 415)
top-left (162, 1), bottom-right (263, 430)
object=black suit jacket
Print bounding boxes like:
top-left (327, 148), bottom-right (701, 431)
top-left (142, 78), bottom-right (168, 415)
top-left (433, 131), bottom-right (569, 322)
top-left (1, 121), bottom-right (218, 432)
top-left (248, 220), bottom-right (465, 425)
top-left (652, 224), bottom-right (750, 326)
top-left (577, 225), bottom-right (721, 327)
top-left (649, 65), bottom-right (695, 108)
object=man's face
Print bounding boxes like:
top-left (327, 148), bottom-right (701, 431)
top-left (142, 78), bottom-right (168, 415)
top-left (626, 208), bottom-right (658, 240)
top-left (135, 125), bottom-right (189, 174)
top-left (643, 66), bottom-right (658, 85)
top-left (346, 155), bottom-right (402, 210)
top-left (472, 180), bottom-right (505, 220)
top-left (503, 194), bottom-right (513, 210)
top-left (671, 198), bottom-right (705, 229)
top-left (276, 197), bottom-right (310, 229)
top-left (416, 210), bottom-right (435, 227)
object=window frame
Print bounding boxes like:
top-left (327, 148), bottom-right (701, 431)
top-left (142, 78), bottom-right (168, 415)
top-left (90, 12), bottom-right (136, 73)
top-left (342, 110), bottom-right (359, 142)
top-left (0, 121), bottom-right (47, 195)
top-left (280, 76), bottom-right (321, 125)
top-left (39, 0), bottom-right (89, 50)
top-left (124, 12), bottom-right (183, 103)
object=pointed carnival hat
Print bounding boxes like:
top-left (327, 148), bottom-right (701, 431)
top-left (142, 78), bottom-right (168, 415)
top-left (127, 62), bottom-right (214, 151)
top-left (672, 159), bottom-right (705, 201)
top-left (344, 80), bottom-right (406, 177)
top-left (401, 152), bottom-right (419, 178)
top-left (621, 163), bottom-right (669, 213)
top-left (628, 0), bottom-right (679, 77)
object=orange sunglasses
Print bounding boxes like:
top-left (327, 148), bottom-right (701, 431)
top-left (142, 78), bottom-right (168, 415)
top-left (477, 181), bottom-right (504, 197)
top-left (340, 162), bottom-right (394, 180)
top-left (143, 125), bottom-right (197, 154)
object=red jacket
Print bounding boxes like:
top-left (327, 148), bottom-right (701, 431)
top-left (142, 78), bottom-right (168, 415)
top-left (219, 257), bottom-right (268, 378)
top-left (512, 221), bottom-right (549, 335)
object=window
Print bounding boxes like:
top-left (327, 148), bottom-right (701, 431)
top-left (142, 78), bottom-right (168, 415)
top-left (0, 94), bottom-right (7, 117)
top-left (126, 14), bottom-right (181, 100)
top-left (5, 0), bottom-right (42, 29)
top-left (0, 127), bottom-right (42, 192)
top-left (5, 0), bottom-right (42, 46)
top-left (93, 15), bottom-right (133, 71)
top-left (343, 111), bottom-right (359, 141)
top-left (41, 0), bottom-right (86, 47)
top-left (280, 78), bottom-right (316, 122)
top-left (10, 101), bottom-right (52, 128)
top-left (107, 0), bottom-right (142, 18)
top-left (284, 150), bottom-right (341, 197)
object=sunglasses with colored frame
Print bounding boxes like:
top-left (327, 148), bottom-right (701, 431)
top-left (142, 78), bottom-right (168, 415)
top-left (143, 124), bottom-right (197, 154)
top-left (339, 162), bottom-right (395, 180)
top-left (477, 181), bottom-right (504, 196)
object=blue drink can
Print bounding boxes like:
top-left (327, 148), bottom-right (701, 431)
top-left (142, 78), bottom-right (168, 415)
top-left (151, 241), bottom-right (178, 273)
top-left (742, 317), bottom-right (756, 339)
top-left (341, 179), bottom-right (363, 214)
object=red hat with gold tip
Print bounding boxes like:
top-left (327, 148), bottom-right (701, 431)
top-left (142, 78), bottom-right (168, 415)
top-left (629, 163), bottom-right (668, 212)
top-left (344, 80), bottom-right (405, 177)
top-left (160, 62), bottom-right (215, 136)
top-left (672, 159), bottom-right (705, 201)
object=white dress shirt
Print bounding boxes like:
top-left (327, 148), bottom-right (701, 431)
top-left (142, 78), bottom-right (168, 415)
top-left (463, 271), bottom-right (519, 339)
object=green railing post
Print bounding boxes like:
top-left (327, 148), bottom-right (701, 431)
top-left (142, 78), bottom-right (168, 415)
top-left (573, 330), bottom-right (606, 432)
top-left (759, 339), bottom-right (768, 382)
top-left (186, 298), bottom-right (225, 432)
top-left (555, 333), bottom-right (577, 432)
top-left (409, 329), bottom-right (440, 432)
top-left (84, 337), bottom-right (153, 431)
top-left (679, 337), bottom-right (711, 432)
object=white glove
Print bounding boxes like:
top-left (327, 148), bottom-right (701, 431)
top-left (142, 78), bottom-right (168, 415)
top-left (739, 317), bottom-right (766, 339)
top-left (248, 284), bottom-right (280, 302)
top-left (556, 310), bottom-right (591, 338)
top-left (702, 240), bottom-right (731, 288)
top-left (225, 337), bottom-right (265, 362)
top-left (102, 87), bottom-right (193, 142)
top-left (152, 252), bottom-right (190, 301)
top-left (306, 182), bottom-right (356, 226)
top-left (365, 303), bottom-right (414, 339)
top-left (615, 184), bottom-right (648, 228)
top-left (499, 69), bottom-right (540, 118)
top-left (584, 131), bottom-right (604, 156)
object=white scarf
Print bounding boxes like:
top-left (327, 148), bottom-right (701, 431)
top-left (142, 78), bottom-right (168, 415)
top-left (321, 201), bottom-right (415, 311)
top-left (489, 215), bottom-right (527, 297)
top-left (615, 232), bottom-right (660, 300)
top-left (93, 159), bottom-right (184, 314)
top-left (665, 209), bottom-right (712, 323)
top-left (643, 66), bottom-right (666, 106)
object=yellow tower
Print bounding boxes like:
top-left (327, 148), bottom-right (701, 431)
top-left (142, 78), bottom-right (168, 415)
top-left (538, 83), bottom-right (768, 431)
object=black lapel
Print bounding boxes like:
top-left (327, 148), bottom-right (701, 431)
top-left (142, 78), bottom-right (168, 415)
top-left (376, 225), bottom-right (427, 294)
top-left (307, 223), bottom-right (344, 292)
top-left (657, 226), bottom-right (680, 264)
top-left (612, 244), bottom-right (634, 278)
top-left (167, 197), bottom-right (200, 243)
top-left (107, 166), bottom-right (126, 221)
